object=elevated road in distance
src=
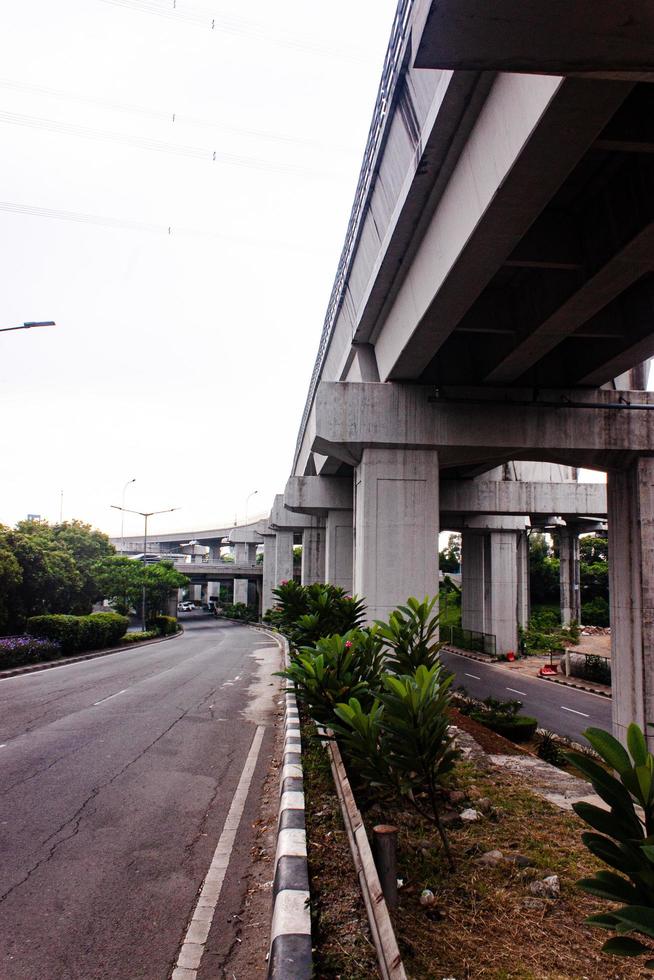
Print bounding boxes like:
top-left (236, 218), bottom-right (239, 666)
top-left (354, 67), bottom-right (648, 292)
top-left (0, 616), bottom-right (280, 980)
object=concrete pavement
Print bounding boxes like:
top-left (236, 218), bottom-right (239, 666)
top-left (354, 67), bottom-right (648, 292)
top-left (440, 648), bottom-right (611, 744)
top-left (0, 614), bottom-right (281, 980)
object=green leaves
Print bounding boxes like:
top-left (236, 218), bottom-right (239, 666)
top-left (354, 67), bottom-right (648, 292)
top-left (567, 722), bottom-right (654, 965)
top-left (268, 582), bottom-right (366, 648)
top-left (374, 595), bottom-right (442, 674)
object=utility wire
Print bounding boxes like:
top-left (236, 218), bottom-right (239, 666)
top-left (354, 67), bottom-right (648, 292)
top-left (96, 0), bottom-right (372, 64)
top-left (0, 77), bottom-right (357, 154)
top-left (0, 199), bottom-right (331, 256)
top-left (0, 108), bottom-right (345, 178)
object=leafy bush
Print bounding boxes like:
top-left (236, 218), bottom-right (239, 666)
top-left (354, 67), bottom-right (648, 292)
top-left (470, 696), bottom-right (538, 742)
top-left (333, 663), bottom-right (459, 868)
top-left (27, 612), bottom-right (129, 654)
top-left (217, 602), bottom-right (258, 622)
top-left (566, 725), bottom-right (654, 967)
top-left (581, 596), bottom-right (610, 627)
top-left (0, 635), bottom-right (61, 668)
top-left (374, 595), bottom-right (442, 673)
top-left (569, 653), bottom-right (611, 686)
top-left (151, 614), bottom-right (178, 635)
top-left (121, 630), bottom-right (158, 643)
top-left (278, 628), bottom-right (384, 726)
top-left (537, 730), bottom-right (564, 766)
top-left (268, 581), bottom-right (365, 648)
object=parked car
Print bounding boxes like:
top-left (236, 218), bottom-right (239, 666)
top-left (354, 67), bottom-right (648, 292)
top-left (178, 601), bottom-right (195, 612)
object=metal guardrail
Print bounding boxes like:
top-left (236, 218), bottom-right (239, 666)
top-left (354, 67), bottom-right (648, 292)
top-left (292, 0), bottom-right (416, 468)
top-left (448, 625), bottom-right (497, 657)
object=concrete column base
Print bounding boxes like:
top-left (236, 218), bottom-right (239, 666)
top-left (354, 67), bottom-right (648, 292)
top-left (325, 509), bottom-right (353, 593)
top-left (609, 459), bottom-right (654, 746)
top-left (301, 525), bottom-right (325, 585)
top-left (354, 448), bottom-right (439, 622)
top-left (233, 579), bottom-right (248, 605)
top-left (559, 527), bottom-right (581, 625)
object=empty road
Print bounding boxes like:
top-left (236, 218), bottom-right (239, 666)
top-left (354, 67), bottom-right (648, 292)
top-left (440, 648), bottom-right (611, 744)
top-left (0, 616), bottom-right (281, 980)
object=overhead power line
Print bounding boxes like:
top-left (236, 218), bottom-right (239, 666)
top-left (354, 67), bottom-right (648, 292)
top-left (0, 77), bottom-right (357, 155)
top-left (0, 108), bottom-right (345, 179)
top-left (0, 199), bottom-right (331, 257)
top-left (96, 0), bottom-right (372, 64)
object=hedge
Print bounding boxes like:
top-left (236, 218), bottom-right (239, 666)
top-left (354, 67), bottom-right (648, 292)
top-left (0, 636), bottom-right (62, 669)
top-left (152, 615), bottom-right (178, 636)
top-left (27, 612), bottom-right (129, 654)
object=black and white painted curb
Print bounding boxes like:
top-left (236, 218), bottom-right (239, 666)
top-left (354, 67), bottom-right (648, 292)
top-left (267, 642), bottom-right (312, 979)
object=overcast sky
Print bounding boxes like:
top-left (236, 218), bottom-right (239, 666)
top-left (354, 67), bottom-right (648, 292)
top-left (0, 0), bottom-right (397, 539)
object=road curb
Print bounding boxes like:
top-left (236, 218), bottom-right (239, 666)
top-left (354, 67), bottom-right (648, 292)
top-left (539, 673), bottom-right (612, 698)
top-left (264, 632), bottom-right (312, 980)
top-left (0, 628), bottom-right (184, 680)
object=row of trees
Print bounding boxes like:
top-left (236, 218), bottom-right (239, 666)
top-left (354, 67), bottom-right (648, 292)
top-left (0, 519), bottom-right (188, 634)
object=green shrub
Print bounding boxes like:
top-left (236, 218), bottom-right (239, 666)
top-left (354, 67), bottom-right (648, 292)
top-left (27, 612), bottom-right (128, 654)
top-left (582, 596), bottom-right (610, 627)
top-left (566, 724), bottom-right (654, 968)
top-left (469, 696), bottom-right (538, 742)
top-left (217, 602), bottom-right (258, 622)
top-left (0, 635), bottom-right (62, 667)
top-left (278, 628), bottom-right (384, 726)
top-left (374, 595), bottom-right (442, 673)
top-left (333, 663), bottom-right (459, 868)
top-left (537, 730), bottom-right (564, 766)
top-left (267, 581), bottom-right (365, 648)
top-left (121, 630), bottom-right (158, 643)
top-left (152, 614), bottom-right (178, 635)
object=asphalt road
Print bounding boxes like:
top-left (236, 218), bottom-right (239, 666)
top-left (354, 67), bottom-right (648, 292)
top-left (440, 648), bottom-right (611, 744)
top-left (0, 615), bottom-right (281, 980)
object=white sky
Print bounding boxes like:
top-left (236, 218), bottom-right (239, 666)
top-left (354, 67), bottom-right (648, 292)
top-left (0, 0), bottom-right (397, 539)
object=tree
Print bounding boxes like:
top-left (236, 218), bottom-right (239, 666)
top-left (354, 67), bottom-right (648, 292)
top-left (93, 557), bottom-right (188, 620)
top-left (439, 533), bottom-right (461, 573)
top-left (529, 532), bottom-right (560, 605)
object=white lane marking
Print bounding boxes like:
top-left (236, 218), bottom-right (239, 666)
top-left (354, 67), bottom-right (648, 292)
top-left (93, 689), bottom-right (128, 706)
top-left (561, 706), bottom-right (590, 718)
top-left (172, 725), bottom-right (265, 979)
top-left (506, 687), bottom-right (527, 697)
top-left (222, 681), bottom-right (233, 686)
top-left (464, 672), bottom-right (481, 680)
top-left (0, 743), bottom-right (6, 748)
top-left (233, 675), bottom-right (240, 681)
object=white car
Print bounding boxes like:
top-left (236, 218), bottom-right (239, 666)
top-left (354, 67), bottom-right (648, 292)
top-left (178, 601), bottom-right (195, 612)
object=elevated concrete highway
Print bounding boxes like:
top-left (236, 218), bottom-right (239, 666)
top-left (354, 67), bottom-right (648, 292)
top-left (261, 0), bottom-right (654, 745)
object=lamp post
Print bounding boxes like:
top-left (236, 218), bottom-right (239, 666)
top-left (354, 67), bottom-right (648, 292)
top-left (245, 489), bottom-right (258, 527)
top-left (111, 504), bottom-right (179, 630)
top-left (0, 321), bottom-right (56, 333)
top-left (120, 478), bottom-right (136, 553)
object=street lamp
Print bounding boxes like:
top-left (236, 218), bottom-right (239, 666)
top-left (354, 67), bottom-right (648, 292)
top-left (120, 478), bottom-right (136, 553)
top-left (245, 489), bottom-right (258, 527)
top-left (0, 321), bottom-right (56, 333)
top-left (111, 504), bottom-right (179, 630)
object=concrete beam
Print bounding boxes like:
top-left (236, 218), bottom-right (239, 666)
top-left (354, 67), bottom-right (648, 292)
top-left (415, 0), bottom-right (654, 75)
top-left (313, 382), bottom-right (654, 472)
top-left (228, 524), bottom-right (264, 544)
top-left (440, 480), bottom-right (606, 518)
top-left (269, 494), bottom-right (319, 531)
top-left (284, 476), bottom-right (353, 515)
top-left (485, 220), bottom-right (654, 384)
top-left (372, 76), bottom-right (630, 381)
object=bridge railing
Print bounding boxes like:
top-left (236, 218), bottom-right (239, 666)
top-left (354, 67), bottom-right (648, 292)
top-left (292, 0), bottom-right (415, 468)
top-left (446, 626), bottom-right (497, 658)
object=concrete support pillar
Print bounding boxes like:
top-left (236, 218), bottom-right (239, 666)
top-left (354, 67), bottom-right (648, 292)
top-left (301, 525), bottom-right (325, 585)
top-left (354, 448), bottom-right (439, 621)
top-left (262, 534), bottom-right (276, 614)
top-left (559, 527), bottom-right (581, 626)
top-left (516, 530), bottom-right (530, 630)
top-left (325, 509), bottom-right (354, 593)
top-left (233, 579), bottom-right (248, 605)
top-left (200, 582), bottom-right (209, 604)
top-left (608, 459), bottom-right (654, 746)
top-left (234, 542), bottom-right (248, 564)
top-left (275, 530), bottom-right (294, 585)
top-left (461, 533), bottom-right (485, 634)
top-left (206, 580), bottom-right (219, 603)
top-left (461, 520), bottom-right (526, 655)
top-left (246, 543), bottom-right (258, 563)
